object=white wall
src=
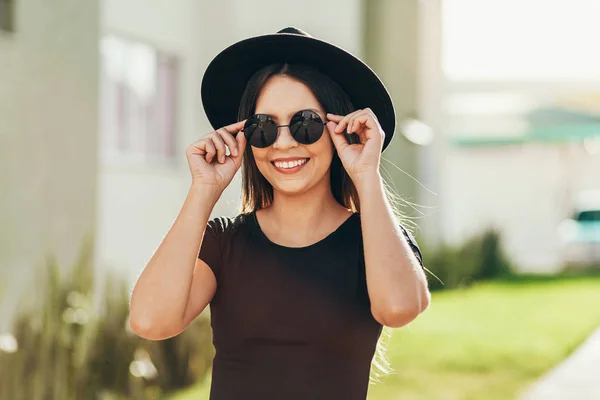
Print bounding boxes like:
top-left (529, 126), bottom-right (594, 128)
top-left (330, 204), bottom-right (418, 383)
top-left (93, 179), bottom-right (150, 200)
top-left (0, 0), bottom-right (99, 328)
top-left (444, 143), bottom-right (600, 272)
top-left (226, 0), bottom-right (363, 57)
top-left (97, 0), bottom-right (364, 281)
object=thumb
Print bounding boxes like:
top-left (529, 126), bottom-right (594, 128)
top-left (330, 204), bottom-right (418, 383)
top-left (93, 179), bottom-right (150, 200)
top-left (327, 121), bottom-right (348, 152)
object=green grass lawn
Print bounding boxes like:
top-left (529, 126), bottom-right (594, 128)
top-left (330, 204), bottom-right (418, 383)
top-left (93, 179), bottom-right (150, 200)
top-left (171, 274), bottom-right (600, 400)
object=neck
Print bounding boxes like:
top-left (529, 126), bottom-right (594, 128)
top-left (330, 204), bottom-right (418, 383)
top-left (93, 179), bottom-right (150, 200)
top-left (264, 176), bottom-right (348, 231)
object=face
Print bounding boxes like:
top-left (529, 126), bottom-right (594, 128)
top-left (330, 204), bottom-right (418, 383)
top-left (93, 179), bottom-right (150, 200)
top-left (251, 75), bottom-right (335, 195)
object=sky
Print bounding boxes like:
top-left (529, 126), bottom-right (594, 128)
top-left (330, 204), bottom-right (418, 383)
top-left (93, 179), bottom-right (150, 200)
top-left (442, 0), bottom-right (600, 81)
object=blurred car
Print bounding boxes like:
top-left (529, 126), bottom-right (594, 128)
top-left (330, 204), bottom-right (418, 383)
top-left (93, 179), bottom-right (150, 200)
top-left (558, 190), bottom-right (600, 267)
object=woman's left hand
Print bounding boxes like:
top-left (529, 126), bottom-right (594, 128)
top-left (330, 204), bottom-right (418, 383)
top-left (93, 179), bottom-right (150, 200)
top-left (326, 108), bottom-right (384, 184)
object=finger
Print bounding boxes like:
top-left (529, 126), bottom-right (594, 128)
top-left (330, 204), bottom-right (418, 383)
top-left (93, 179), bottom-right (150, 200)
top-left (187, 139), bottom-right (206, 157)
top-left (358, 113), bottom-right (380, 137)
top-left (350, 113), bottom-right (370, 135)
top-left (350, 117), bottom-right (362, 135)
top-left (365, 108), bottom-right (380, 122)
top-left (357, 114), bottom-right (384, 148)
top-left (347, 116), bottom-right (360, 134)
top-left (334, 110), bottom-right (361, 133)
top-left (345, 116), bottom-right (353, 134)
top-left (327, 121), bottom-right (349, 151)
top-left (210, 133), bottom-right (227, 163)
top-left (222, 119), bottom-right (247, 135)
top-left (216, 128), bottom-right (239, 157)
top-left (326, 113), bottom-right (344, 122)
top-left (334, 114), bottom-right (351, 133)
top-left (231, 125), bottom-right (247, 164)
top-left (203, 139), bottom-right (216, 163)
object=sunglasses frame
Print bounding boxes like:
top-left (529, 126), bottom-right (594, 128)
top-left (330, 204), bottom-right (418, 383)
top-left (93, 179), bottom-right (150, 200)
top-left (241, 109), bottom-right (330, 148)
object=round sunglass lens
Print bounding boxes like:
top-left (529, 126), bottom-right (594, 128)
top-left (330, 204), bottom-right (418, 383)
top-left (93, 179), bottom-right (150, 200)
top-left (245, 115), bottom-right (278, 148)
top-left (290, 110), bottom-right (324, 145)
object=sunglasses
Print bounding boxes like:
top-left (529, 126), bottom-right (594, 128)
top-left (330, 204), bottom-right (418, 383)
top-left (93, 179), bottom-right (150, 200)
top-left (240, 109), bottom-right (329, 148)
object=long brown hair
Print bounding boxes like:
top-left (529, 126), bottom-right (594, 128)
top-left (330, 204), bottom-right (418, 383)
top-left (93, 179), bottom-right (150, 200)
top-left (237, 63), bottom-right (361, 214)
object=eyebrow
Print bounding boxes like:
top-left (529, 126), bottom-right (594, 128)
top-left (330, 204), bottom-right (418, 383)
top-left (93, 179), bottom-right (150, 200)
top-left (257, 108), bottom-right (325, 121)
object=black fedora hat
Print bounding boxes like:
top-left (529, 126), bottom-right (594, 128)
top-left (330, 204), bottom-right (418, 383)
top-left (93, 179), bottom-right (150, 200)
top-left (201, 27), bottom-right (396, 151)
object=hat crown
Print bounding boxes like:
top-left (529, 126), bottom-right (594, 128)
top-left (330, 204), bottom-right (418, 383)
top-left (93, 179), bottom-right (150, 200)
top-left (277, 27), bottom-right (311, 37)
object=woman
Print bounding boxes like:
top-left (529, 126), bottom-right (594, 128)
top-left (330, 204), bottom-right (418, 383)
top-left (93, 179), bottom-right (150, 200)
top-left (130, 27), bottom-right (430, 399)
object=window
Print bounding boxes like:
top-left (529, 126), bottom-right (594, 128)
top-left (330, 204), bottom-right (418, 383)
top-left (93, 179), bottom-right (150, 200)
top-left (100, 35), bottom-right (179, 166)
top-left (0, 0), bottom-right (15, 32)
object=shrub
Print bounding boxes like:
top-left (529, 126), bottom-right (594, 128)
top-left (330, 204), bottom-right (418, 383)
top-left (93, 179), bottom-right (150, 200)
top-left (476, 229), bottom-right (513, 280)
top-left (0, 237), bottom-right (213, 400)
top-left (421, 228), bottom-right (514, 291)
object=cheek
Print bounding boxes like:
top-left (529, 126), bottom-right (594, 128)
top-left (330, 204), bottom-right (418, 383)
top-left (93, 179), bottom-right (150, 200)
top-left (251, 148), bottom-right (270, 170)
top-left (249, 149), bottom-right (272, 180)
top-left (309, 139), bottom-right (335, 172)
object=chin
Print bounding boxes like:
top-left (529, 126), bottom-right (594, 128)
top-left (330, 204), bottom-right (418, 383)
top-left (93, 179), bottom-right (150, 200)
top-left (270, 180), bottom-right (313, 195)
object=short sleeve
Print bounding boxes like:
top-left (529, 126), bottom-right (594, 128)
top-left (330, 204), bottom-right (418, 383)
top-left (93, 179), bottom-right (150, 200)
top-left (399, 224), bottom-right (424, 267)
top-left (198, 217), bottom-right (229, 279)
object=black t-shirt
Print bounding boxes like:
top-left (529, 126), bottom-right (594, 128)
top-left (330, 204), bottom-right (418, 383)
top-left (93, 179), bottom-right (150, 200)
top-left (198, 211), bottom-right (422, 400)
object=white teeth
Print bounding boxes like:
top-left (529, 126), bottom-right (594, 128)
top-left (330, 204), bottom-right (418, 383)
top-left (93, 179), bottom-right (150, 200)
top-left (274, 159), bottom-right (308, 169)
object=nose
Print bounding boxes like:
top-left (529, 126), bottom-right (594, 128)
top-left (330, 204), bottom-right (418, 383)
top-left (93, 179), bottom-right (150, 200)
top-left (272, 125), bottom-right (299, 150)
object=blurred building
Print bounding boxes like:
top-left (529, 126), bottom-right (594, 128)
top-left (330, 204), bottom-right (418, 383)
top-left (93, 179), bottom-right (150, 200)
top-left (436, 0), bottom-right (600, 271)
top-left (445, 100), bottom-right (600, 271)
top-left (0, 0), bottom-right (100, 328)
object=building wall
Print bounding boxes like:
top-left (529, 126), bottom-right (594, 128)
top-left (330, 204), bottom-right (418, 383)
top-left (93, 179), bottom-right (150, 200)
top-left (364, 0), bottom-right (422, 216)
top-left (98, 0), bottom-right (209, 282)
top-left (445, 143), bottom-right (600, 271)
top-left (363, 0), bottom-right (445, 246)
top-left (97, 0), bottom-right (364, 282)
top-left (0, 0), bottom-right (99, 328)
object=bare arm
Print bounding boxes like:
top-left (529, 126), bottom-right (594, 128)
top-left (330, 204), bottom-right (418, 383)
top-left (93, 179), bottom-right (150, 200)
top-left (129, 119), bottom-right (247, 340)
top-left (129, 185), bottom-right (220, 340)
top-left (325, 108), bottom-right (430, 328)
top-left (356, 172), bottom-right (431, 328)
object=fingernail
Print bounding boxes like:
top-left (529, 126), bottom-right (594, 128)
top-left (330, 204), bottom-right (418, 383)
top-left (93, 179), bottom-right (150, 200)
top-left (233, 148), bottom-right (239, 156)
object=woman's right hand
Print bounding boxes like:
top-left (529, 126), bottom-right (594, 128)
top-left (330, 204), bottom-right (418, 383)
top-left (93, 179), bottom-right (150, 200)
top-left (186, 120), bottom-right (247, 192)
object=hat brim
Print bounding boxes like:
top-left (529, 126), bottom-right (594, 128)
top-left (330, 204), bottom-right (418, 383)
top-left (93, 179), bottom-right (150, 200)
top-left (201, 32), bottom-right (396, 151)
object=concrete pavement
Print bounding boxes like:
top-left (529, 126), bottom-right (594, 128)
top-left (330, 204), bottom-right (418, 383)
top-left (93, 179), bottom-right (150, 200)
top-left (521, 326), bottom-right (600, 399)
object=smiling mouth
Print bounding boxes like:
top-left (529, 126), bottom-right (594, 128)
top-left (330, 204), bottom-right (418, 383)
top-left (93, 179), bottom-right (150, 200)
top-left (271, 158), bottom-right (310, 169)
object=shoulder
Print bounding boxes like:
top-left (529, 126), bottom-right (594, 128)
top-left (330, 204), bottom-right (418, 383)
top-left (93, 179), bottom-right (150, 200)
top-left (206, 212), bottom-right (254, 236)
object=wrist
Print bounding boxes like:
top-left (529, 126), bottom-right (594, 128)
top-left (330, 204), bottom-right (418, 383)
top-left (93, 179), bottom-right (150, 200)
top-left (189, 182), bottom-right (222, 206)
top-left (352, 170), bottom-right (382, 193)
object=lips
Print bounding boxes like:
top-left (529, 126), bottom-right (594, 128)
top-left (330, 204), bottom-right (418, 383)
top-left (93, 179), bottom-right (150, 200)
top-left (271, 158), bottom-right (309, 169)
top-left (270, 158), bottom-right (310, 174)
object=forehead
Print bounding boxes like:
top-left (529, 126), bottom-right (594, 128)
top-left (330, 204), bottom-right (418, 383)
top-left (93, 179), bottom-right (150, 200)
top-left (255, 75), bottom-right (323, 118)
